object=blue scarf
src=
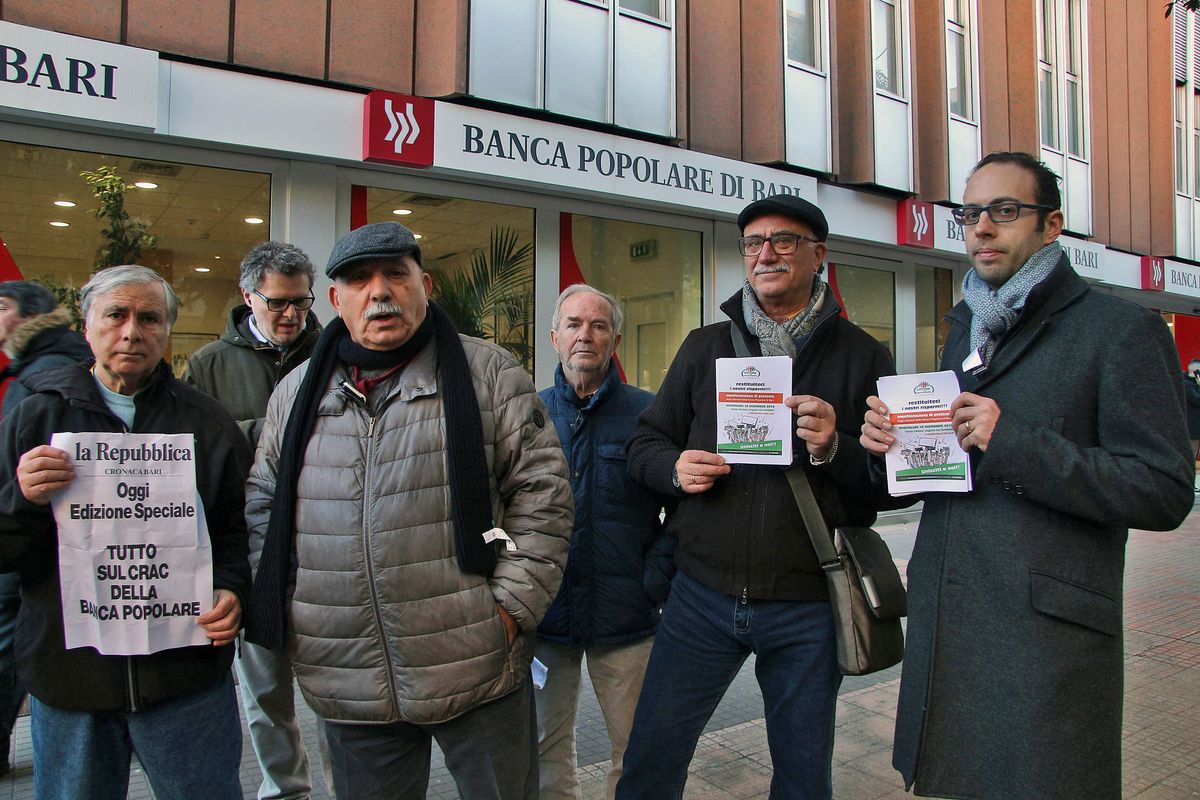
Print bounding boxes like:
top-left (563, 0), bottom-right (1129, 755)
top-left (961, 242), bottom-right (1061, 368)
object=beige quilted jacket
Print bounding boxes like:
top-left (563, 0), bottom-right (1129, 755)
top-left (245, 334), bottom-right (572, 724)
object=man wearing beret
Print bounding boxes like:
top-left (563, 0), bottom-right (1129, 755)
top-left (244, 221), bottom-right (573, 799)
top-left (617, 195), bottom-right (895, 799)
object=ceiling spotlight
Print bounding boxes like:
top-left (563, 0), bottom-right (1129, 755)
top-left (244, 217), bottom-right (264, 225)
top-left (392, 208), bottom-right (413, 216)
top-left (133, 181), bottom-right (158, 189)
top-left (53, 200), bottom-right (76, 208)
top-left (49, 220), bottom-right (70, 227)
top-left (194, 267), bottom-right (211, 273)
top-left (214, 255), bottom-right (222, 260)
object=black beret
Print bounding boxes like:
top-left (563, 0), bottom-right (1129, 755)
top-left (326, 221), bottom-right (423, 278)
top-left (737, 194), bottom-right (829, 241)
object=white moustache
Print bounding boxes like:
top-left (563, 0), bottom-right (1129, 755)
top-left (365, 303), bottom-right (405, 321)
top-left (754, 265), bottom-right (790, 276)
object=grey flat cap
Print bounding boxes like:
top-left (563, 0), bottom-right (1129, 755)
top-left (326, 221), bottom-right (423, 278)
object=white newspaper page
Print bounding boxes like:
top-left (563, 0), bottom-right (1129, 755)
top-left (48, 432), bottom-right (213, 655)
top-left (877, 371), bottom-right (974, 496)
top-left (715, 356), bottom-right (793, 466)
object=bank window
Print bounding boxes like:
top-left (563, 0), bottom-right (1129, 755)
top-left (1194, 93), bottom-right (1200, 197)
top-left (620, 0), bottom-right (668, 22)
top-left (469, 0), bottom-right (675, 137)
top-left (0, 141), bottom-right (271, 375)
top-left (945, 0), bottom-right (973, 121)
top-left (828, 263), bottom-right (895, 354)
top-left (563, 213), bottom-right (701, 393)
top-left (872, 0), bottom-right (904, 97)
top-left (1179, 85), bottom-right (1189, 194)
top-left (1038, 0), bottom-right (1087, 158)
top-left (785, 0), bottom-right (822, 71)
top-left (915, 265), bottom-right (954, 372)
top-left (1038, 0), bottom-right (1057, 149)
top-left (359, 187), bottom-right (536, 374)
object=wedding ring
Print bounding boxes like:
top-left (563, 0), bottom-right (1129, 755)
top-left (690, 474), bottom-right (697, 485)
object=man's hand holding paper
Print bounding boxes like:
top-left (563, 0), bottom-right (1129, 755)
top-left (17, 445), bottom-right (75, 506)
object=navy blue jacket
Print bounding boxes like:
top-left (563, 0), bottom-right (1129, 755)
top-left (537, 364), bottom-right (674, 647)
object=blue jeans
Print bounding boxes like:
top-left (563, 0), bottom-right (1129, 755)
top-left (616, 571), bottom-right (842, 800)
top-left (0, 572), bottom-right (25, 746)
top-left (30, 673), bottom-right (243, 800)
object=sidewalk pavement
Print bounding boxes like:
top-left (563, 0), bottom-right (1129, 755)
top-left (2, 509), bottom-right (1197, 799)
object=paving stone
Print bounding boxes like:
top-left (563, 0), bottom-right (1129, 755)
top-left (2, 513), bottom-right (1198, 798)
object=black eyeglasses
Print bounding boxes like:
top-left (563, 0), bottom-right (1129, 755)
top-left (253, 288), bottom-right (315, 312)
top-left (737, 233), bottom-right (821, 257)
top-left (951, 202), bottom-right (1055, 226)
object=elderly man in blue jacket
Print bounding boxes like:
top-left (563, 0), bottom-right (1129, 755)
top-left (536, 284), bottom-right (674, 800)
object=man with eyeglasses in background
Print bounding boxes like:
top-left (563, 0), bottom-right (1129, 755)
top-left (617, 195), bottom-right (894, 799)
top-left (185, 240), bottom-right (323, 800)
top-left (861, 152), bottom-right (1193, 799)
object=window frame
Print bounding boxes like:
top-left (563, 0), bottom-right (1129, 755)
top-left (1037, 0), bottom-right (1089, 161)
top-left (871, 0), bottom-right (906, 100)
top-left (944, 0), bottom-right (975, 123)
top-left (784, 0), bottom-right (824, 73)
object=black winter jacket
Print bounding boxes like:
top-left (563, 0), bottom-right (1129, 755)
top-left (627, 290), bottom-right (895, 601)
top-left (0, 361), bottom-right (251, 712)
top-left (537, 364), bottom-right (674, 647)
top-left (182, 306), bottom-right (321, 447)
top-left (0, 308), bottom-right (90, 416)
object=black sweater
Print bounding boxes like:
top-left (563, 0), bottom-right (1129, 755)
top-left (627, 290), bottom-right (895, 601)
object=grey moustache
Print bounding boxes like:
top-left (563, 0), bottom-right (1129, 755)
top-left (365, 303), bottom-right (405, 320)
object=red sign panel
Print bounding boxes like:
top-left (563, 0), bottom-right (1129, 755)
top-left (1140, 256), bottom-right (1165, 292)
top-left (896, 198), bottom-right (934, 249)
top-left (362, 91), bottom-right (435, 168)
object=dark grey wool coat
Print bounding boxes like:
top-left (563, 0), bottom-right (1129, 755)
top-left (892, 254), bottom-right (1194, 799)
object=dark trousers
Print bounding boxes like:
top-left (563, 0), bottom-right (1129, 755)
top-left (0, 572), bottom-right (25, 749)
top-left (324, 679), bottom-right (538, 800)
top-left (616, 571), bottom-right (842, 800)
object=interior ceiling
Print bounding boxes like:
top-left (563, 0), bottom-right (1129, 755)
top-left (363, 188), bottom-right (535, 269)
top-left (0, 141), bottom-right (270, 285)
top-left (0, 140), bottom-right (537, 335)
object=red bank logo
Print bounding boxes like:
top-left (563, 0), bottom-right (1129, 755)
top-left (1140, 256), bottom-right (1165, 292)
top-left (363, 91), bottom-right (435, 167)
top-left (897, 198), bottom-right (934, 249)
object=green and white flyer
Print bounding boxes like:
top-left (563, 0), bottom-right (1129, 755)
top-left (715, 356), bottom-right (792, 465)
top-left (877, 371), bottom-right (973, 496)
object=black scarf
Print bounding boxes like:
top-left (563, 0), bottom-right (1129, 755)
top-left (244, 301), bottom-right (498, 650)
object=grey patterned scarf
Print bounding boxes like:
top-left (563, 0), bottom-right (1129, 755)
top-left (741, 277), bottom-right (827, 358)
top-left (961, 242), bottom-right (1062, 368)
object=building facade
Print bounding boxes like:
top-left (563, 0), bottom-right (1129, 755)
top-left (0, 0), bottom-right (1194, 386)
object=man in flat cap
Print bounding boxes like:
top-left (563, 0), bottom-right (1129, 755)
top-left (616, 195), bottom-right (895, 799)
top-left (244, 221), bottom-right (573, 799)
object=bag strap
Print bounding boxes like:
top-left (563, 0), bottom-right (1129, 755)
top-left (730, 320), bottom-right (753, 358)
top-left (730, 324), bottom-right (840, 571)
top-left (784, 467), bottom-right (842, 571)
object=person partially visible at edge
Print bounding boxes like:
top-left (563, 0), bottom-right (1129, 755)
top-left (615, 195), bottom-right (896, 800)
top-left (0, 265), bottom-right (251, 799)
top-left (535, 284), bottom-right (674, 800)
top-left (0, 281), bottom-right (90, 416)
top-left (242, 221), bottom-right (573, 800)
top-left (861, 152), bottom-right (1194, 799)
top-left (182, 241), bottom-right (323, 800)
top-left (184, 240), bottom-right (322, 449)
top-left (1183, 358), bottom-right (1200, 463)
top-left (0, 280), bottom-right (90, 777)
